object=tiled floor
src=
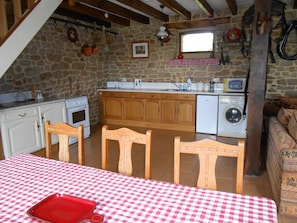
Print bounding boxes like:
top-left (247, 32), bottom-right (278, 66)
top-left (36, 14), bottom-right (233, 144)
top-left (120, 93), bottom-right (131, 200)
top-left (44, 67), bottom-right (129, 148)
top-left (33, 124), bottom-right (296, 222)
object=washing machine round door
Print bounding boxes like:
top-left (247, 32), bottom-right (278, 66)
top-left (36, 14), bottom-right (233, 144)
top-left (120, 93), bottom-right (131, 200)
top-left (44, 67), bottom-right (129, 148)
top-left (224, 106), bottom-right (243, 125)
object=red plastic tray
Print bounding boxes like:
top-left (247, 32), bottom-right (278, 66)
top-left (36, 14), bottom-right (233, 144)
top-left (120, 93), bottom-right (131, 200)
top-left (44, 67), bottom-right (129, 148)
top-left (27, 193), bottom-right (104, 223)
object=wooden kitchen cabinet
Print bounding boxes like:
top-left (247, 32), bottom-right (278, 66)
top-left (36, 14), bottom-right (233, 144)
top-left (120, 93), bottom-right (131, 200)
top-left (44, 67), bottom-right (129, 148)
top-left (123, 92), bottom-right (145, 121)
top-left (177, 94), bottom-right (196, 126)
top-left (101, 92), bottom-right (123, 120)
top-left (161, 93), bottom-right (178, 124)
top-left (99, 91), bottom-right (195, 132)
top-left (145, 93), bottom-right (161, 122)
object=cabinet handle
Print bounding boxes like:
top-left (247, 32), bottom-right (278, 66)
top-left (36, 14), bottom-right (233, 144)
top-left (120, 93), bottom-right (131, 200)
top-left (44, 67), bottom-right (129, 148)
top-left (37, 121), bottom-right (40, 129)
top-left (18, 113), bottom-right (27, 117)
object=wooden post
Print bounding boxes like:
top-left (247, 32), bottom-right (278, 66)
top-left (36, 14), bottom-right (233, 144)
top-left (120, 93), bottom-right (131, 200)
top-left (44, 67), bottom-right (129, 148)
top-left (27, 0), bottom-right (34, 8)
top-left (245, 0), bottom-right (271, 175)
top-left (0, 0), bottom-right (8, 39)
top-left (68, 0), bottom-right (75, 6)
top-left (13, 0), bottom-right (22, 23)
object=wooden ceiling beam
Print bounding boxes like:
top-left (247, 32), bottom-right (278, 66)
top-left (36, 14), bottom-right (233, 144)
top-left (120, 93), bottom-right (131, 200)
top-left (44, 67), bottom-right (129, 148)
top-left (226, 0), bottom-right (237, 15)
top-left (59, 2), bottom-right (130, 26)
top-left (78, 0), bottom-right (149, 24)
top-left (116, 0), bottom-right (169, 22)
top-left (68, 0), bottom-right (75, 6)
top-left (157, 0), bottom-right (191, 20)
top-left (193, 0), bottom-right (214, 17)
top-left (54, 7), bottom-right (112, 28)
top-left (165, 17), bottom-right (230, 29)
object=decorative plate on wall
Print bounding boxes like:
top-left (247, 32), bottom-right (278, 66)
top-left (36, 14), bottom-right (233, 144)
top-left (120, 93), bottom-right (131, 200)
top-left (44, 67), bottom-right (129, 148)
top-left (226, 28), bottom-right (242, 43)
top-left (67, 27), bottom-right (78, 43)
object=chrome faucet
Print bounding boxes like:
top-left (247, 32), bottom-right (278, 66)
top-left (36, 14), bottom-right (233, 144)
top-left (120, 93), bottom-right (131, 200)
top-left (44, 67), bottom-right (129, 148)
top-left (173, 83), bottom-right (182, 90)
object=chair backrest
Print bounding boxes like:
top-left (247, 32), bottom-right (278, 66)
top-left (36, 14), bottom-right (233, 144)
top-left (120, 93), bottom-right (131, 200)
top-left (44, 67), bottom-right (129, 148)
top-left (101, 125), bottom-right (152, 179)
top-left (45, 120), bottom-right (84, 165)
top-left (174, 137), bottom-right (245, 194)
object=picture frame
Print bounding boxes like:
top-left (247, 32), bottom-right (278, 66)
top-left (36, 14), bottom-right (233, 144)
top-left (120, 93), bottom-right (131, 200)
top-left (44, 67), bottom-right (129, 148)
top-left (132, 41), bottom-right (149, 58)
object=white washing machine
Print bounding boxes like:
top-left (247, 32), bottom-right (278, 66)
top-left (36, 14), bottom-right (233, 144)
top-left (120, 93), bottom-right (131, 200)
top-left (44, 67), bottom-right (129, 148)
top-left (218, 95), bottom-right (248, 138)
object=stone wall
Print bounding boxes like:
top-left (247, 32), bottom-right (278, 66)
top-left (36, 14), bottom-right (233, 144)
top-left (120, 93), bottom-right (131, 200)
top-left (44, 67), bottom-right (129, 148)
top-left (0, 3), bottom-right (296, 124)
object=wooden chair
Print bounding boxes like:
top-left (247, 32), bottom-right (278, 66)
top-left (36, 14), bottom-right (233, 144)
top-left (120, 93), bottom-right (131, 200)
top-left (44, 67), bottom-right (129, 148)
top-left (101, 125), bottom-right (152, 179)
top-left (174, 137), bottom-right (245, 194)
top-left (45, 120), bottom-right (84, 165)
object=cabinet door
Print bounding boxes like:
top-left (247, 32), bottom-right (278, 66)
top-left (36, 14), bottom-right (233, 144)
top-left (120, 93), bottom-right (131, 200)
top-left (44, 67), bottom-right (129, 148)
top-left (124, 98), bottom-right (144, 121)
top-left (1, 111), bottom-right (41, 158)
top-left (38, 101), bottom-right (67, 147)
top-left (103, 97), bottom-right (123, 119)
top-left (145, 93), bottom-right (161, 123)
top-left (161, 100), bottom-right (177, 123)
top-left (160, 94), bottom-right (178, 124)
top-left (177, 94), bottom-right (196, 126)
top-left (145, 99), bottom-right (160, 122)
top-left (177, 100), bottom-right (196, 126)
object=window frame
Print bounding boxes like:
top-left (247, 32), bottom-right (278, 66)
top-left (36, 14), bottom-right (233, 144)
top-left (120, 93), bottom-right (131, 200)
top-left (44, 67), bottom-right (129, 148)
top-left (179, 30), bottom-right (214, 55)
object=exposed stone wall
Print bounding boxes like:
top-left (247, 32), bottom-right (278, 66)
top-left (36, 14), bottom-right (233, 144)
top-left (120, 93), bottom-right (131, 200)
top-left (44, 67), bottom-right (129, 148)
top-left (0, 3), bottom-right (296, 124)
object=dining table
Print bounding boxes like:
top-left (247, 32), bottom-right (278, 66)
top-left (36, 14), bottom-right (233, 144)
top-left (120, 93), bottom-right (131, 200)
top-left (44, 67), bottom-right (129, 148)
top-left (0, 154), bottom-right (277, 222)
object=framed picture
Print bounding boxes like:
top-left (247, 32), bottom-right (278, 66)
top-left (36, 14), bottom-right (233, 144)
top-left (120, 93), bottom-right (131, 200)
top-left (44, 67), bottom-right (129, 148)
top-left (132, 41), bottom-right (149, 58)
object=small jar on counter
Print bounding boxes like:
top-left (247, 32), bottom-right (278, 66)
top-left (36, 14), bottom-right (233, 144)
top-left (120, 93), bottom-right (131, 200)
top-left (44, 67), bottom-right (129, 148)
top-left (209, 80), bottom-right (214, 92)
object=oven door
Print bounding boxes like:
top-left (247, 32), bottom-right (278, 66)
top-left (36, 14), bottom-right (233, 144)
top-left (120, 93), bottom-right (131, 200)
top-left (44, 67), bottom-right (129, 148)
top-left (67, 105), bottom-right (90, 128)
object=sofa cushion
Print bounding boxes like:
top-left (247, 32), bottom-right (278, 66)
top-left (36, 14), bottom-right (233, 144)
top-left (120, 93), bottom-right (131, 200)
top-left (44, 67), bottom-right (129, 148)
top-left (288, 113), bottom-right (297, 141)
top-left (269, 117), bottom-right (297, 172)
top-left (277, 108), bottom-right (296, 127)
top-left (270, 117), bottom-right (296, 152)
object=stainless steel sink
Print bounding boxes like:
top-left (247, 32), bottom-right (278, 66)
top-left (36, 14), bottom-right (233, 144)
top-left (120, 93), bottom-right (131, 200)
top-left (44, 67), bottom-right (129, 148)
top-left (162, 89), bottom-right (180, 92)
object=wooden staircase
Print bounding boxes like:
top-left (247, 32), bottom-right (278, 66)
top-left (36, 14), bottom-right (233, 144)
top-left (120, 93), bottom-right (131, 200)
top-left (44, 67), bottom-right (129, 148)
top-left (0, 0), bottom-right (39, 45)
top-left (0, 0), bottom-right (62, 78)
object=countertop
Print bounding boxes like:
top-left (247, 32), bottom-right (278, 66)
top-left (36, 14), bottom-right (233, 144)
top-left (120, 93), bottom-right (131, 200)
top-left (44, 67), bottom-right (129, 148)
top-left (0, 98), bottom-right (65, 112)
top-left (97, 88), bottom-right (245, 96)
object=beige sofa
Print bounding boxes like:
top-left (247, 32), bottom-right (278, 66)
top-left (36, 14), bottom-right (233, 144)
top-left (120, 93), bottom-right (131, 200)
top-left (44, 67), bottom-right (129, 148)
top-left (266, 107), bottom-right (297, 217)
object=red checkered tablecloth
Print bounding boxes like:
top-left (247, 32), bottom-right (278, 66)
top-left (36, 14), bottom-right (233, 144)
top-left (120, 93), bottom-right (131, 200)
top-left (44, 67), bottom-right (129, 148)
top-left (0, 154), bottom-right (277, 222)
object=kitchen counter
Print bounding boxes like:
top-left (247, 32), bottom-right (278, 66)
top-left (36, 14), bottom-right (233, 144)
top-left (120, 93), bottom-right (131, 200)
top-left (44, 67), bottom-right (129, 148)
top-left (97, 88), bottom-right (245, 96)
top-left (0, 98), bottom-right (65, 111)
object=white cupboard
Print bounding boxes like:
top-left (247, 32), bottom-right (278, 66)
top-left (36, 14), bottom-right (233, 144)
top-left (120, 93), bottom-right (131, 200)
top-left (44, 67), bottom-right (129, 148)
top-left (0, 106), bottom-right (42, 158)
top-left (38, 101), bottom-right (67, 147)
top-left (0, 100), bottom-right (66, 159)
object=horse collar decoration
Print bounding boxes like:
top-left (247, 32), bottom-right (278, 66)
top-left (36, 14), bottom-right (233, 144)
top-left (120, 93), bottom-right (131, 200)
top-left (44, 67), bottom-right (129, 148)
top-left (242, 0), bottom-right (297, 62)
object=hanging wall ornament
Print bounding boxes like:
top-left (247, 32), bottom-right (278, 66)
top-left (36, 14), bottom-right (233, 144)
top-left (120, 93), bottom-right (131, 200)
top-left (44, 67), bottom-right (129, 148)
top-left (67, 27), bottom-right (78, 43)
top-left (163, 28), bottom-right (171, 43)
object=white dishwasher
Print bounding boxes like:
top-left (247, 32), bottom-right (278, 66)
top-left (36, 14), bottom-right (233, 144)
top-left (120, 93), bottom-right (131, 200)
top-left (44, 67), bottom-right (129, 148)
top-left (196, 95), bottom-right (218, 134)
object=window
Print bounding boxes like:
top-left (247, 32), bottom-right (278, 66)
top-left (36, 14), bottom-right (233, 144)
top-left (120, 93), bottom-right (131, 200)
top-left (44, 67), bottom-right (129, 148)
top-left (180, 31), bottom-right (214, 53)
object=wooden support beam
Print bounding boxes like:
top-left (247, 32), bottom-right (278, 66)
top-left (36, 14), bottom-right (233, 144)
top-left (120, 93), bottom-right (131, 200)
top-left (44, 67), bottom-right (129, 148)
top-left (294, 0), bottom-right (297, 9)
top-left (116, 0), bottom-right (169, 22)
top-left (79, 0), bottom-right (149, 24)
top-left (0, 0), bottom-right (8, 39)
top-left (59, 2), bottom-right (130, 26)
top-left (193, 0), bottom-right (214, 17)
top-left (68, 0), bottom-right (75, 6)
top-left (54, 7), bottom-right (111, 28)
top-left (13, 0), bottom-right (22, 23)
top-left (165, 17), bottom-right (230, 29)
top-left (226, 0), bottom-right (237, 15)
top-left (245, 0), bottom-right (271, 176)
top-left (158, 0), bottom-right (191, 20)
top-left (27, 0), bottom-right (34, 8)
